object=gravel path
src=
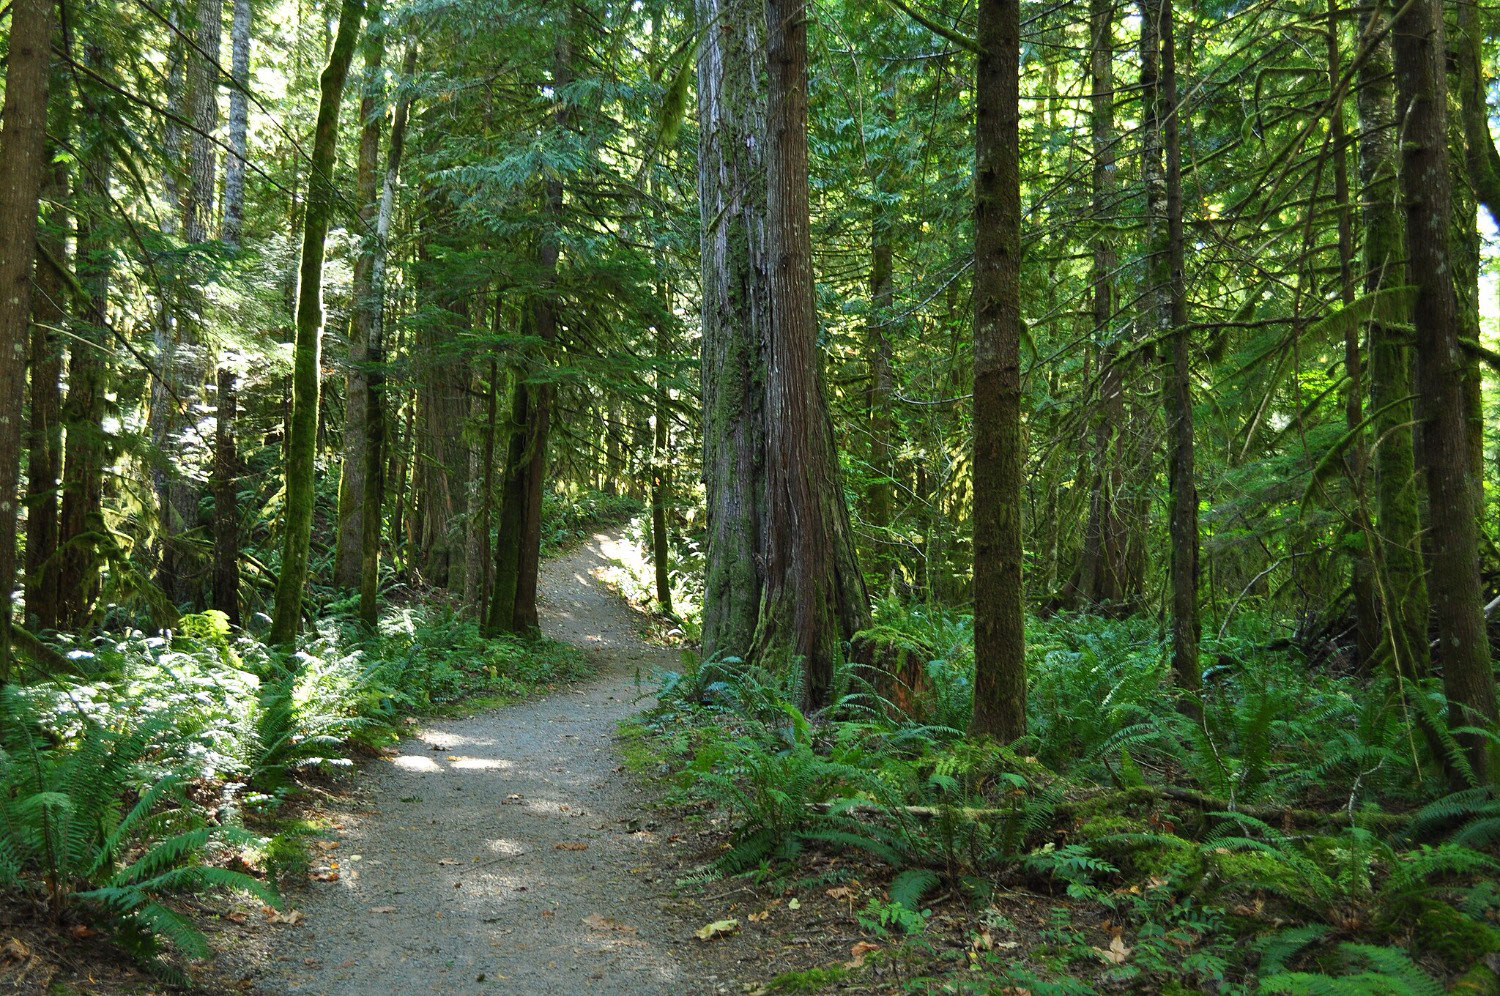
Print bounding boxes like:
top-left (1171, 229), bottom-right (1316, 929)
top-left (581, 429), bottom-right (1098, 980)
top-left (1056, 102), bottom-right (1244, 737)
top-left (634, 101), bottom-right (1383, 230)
top-left (255, 533), bottom-right (718, 995)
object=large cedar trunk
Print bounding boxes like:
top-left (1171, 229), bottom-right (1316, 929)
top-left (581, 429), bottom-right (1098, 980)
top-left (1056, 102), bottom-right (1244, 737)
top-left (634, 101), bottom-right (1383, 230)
top-left (756, 0), bottom-right (869, 707)
top-left (970, 0), bottom-right (1026, 740)
top-left (1390, 0), bottom-right (1499, 783)
top-left (696, 0), bottom-right (770, 664)
top-left (0, 0), bottom-right (55, 678)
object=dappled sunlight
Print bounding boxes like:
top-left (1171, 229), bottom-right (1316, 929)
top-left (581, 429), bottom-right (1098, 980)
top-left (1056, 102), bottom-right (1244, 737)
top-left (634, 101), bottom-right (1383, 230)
top-left (390, 754), bottom-right (443, 773)
top-left (448, 756), bottom-right (513, 771)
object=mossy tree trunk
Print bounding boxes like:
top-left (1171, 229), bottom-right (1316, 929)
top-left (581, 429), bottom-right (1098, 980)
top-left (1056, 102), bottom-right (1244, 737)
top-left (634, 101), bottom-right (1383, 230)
top-left (1390, 0), bottom-right (1499, 783)
top-left (334, 6), bottom-right (386, 590)
top-left (1327, 0), bottom-right (1378, 670)
top-left (58, 40), bottom-right (112, 629)
top-left (696, 0), bottom-right (770, 665)
top-left (970, 0), bottom-right (1026, 740)
top-left (1357, 14), bottom-right (1428, 685)
top-left (269, 0), bottom-right (366, 646)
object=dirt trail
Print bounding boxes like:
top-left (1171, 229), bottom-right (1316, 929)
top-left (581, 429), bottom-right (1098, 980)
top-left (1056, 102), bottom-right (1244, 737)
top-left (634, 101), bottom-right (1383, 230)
top-left (255, 533), bottom-right (722, 995)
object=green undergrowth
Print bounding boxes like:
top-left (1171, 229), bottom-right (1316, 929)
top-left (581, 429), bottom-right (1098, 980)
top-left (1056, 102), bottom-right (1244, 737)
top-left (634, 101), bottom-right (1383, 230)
top-left (1, 604), bottom-right (589, 981)
top-left (637, 604), bottom-right (1500, 993)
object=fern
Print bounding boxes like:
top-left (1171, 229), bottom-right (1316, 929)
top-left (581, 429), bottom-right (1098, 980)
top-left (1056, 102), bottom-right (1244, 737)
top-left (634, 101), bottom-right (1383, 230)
top-left (889, 868), bottom-right (940, 913)
top-left (1260, 943), bottom-right (1444, 995)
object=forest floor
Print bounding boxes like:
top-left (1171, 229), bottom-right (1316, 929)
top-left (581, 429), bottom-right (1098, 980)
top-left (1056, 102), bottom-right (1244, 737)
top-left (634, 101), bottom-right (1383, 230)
top-left (210, 532), bottom-right (756, 995)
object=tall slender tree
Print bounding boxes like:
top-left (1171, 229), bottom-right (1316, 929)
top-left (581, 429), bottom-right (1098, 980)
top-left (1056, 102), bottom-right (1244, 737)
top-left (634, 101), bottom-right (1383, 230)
top-left (970, 0), bottom-right (1025, 740)
top-left (269, 0), bottom-right (368, 645)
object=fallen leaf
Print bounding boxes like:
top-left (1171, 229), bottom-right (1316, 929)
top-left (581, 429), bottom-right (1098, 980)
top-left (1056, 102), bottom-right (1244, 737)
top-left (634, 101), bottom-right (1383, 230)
top-left (748, 911), bottom-right (770, 923)
top-left (554, 842), bottom-right (588, 851)
top-left (1092, 935), bottom-right (1132, 965)
top-left (369, 906), bottom-right (397, 914)
top-left (694, 919), bottom-right (740, 941)
top-left (825, 886), bottom-right (854, 901)
top-left (310, 871), bottom-right (339, 882)
top-left (787, 898), bottom-right (801, 910)
top-left (846, 941), bottom-right (880, 968)
top-left (438, 858), bottom-right (461, 866)
top-left (268, 910), bottom-right (304, 925)
top-left (68, 925), bottom-right (97, 939)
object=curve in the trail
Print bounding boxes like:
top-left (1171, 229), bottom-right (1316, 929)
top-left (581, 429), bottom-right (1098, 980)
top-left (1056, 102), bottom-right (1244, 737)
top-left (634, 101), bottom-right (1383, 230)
top-left (255, 533), bottom-right (716, 996)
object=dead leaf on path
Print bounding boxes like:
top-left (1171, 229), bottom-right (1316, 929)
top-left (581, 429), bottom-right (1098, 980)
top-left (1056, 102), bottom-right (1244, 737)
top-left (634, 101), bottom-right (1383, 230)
top-left (748, 911), bottom-right (770, 923)
top-left (694, 919), bottom-right (740, 941)
top-left (787, 898), bottom-right (801, 910)
top-left (1093, 935), bottom-right (1132, 965)
top-left (582, 914), bottom-right (638, 935)
top-left (554, 842), bottom-right (588, 851)
top-left (825, 886), bottom-right (854, 900)
top-left (312, 840), bottom-right (340, 851)
top-left (369, 906), bottom-right (397, 914)
top-left (438, 858), bottom-right (461, 866)
top-left (267, 910), bottom-right (304, 925)
top-left (311, 871), bottom-right (340, 882)
top-left (846, 941), bottom-right (880, 968)
top-left (68, 924), bottom-right (98, 939)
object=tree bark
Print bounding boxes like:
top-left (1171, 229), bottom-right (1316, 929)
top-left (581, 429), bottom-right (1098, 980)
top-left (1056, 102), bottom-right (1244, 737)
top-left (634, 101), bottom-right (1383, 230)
top-left (0, 0), bottom-right (55, 680)
top-left (1390, 0), bottom-right (1498, 783)
top-left (58, 39), bottom-right (112, 629)
top-left (1327, 0), bottom-right (1378, 670)
top-left (652, 318), bottom-right (674, 616)
top-left (269, 0), bottom-right (366, 645)
top-left (1357, 12), bottom-right (1428, 686)
top-left (25, 76), bottom-right (68, 633)
top-left (335, 7), bottom-right (386, 588)
top-left (970, 0), bottom-right (1026, 740)
top-left (359, 42), bottom-right (417, 627)
top-left (1078, 0), bottom-right (1125, 611)
top-left (212, 0), bottom-right (252, 624)
top-left (757, 0), bottom-right (870, 707)
top-left (696, 0), bottom-right (770, 664)
top-left (1142, 0), bottom-right (1201, 708)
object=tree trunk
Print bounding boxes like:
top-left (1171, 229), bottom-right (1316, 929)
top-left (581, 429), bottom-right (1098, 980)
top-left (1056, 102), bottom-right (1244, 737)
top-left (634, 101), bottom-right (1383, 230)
top-left (335, 9), bottom-right (386, 588)
top-left (1357, 12), bottom-right (1428, 686)
top-left (1078, 0), bottom-right (1124, 611)
top-left (25, 83), bottom-right (68, 633)
top-left (359, 43), bottom-right (416, 627)
top-left (269, 0), bottom-right (366, 645)
top-left (652, 319), bottom-right (674, 615)
top-left (1327, 0), bottom-right (1378, 670)
top-left (696, 0), bottom-right (770, 665)
top-left (1390, 0), bottom-right (1498, 783)
top-left (59, 40), bottom-right (111, 629)
top-left (0, 0), bottom-right (55, 680)
top-left (757, 0), bottom-right (870, 707)
top-left (1143, 0), bottom-right (1201, 708)
top-left (213, 0), bottom-right (252, 624)
top-left (970, 0), bottom-right (1026, 740)
top-left (865, 226), bottom-right (895, 583)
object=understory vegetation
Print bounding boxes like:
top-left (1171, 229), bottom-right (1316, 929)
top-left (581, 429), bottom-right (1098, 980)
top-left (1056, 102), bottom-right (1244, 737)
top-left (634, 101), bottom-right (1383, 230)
top-left (633, 601), bottom-right (1500, 993)
top-left (0, 491), bottom-right (611, 981)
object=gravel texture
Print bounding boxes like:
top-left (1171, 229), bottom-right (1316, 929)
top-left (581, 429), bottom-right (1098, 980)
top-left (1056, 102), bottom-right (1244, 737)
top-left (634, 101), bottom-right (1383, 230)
top-left (253, 533), bottom-right (719, 995)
